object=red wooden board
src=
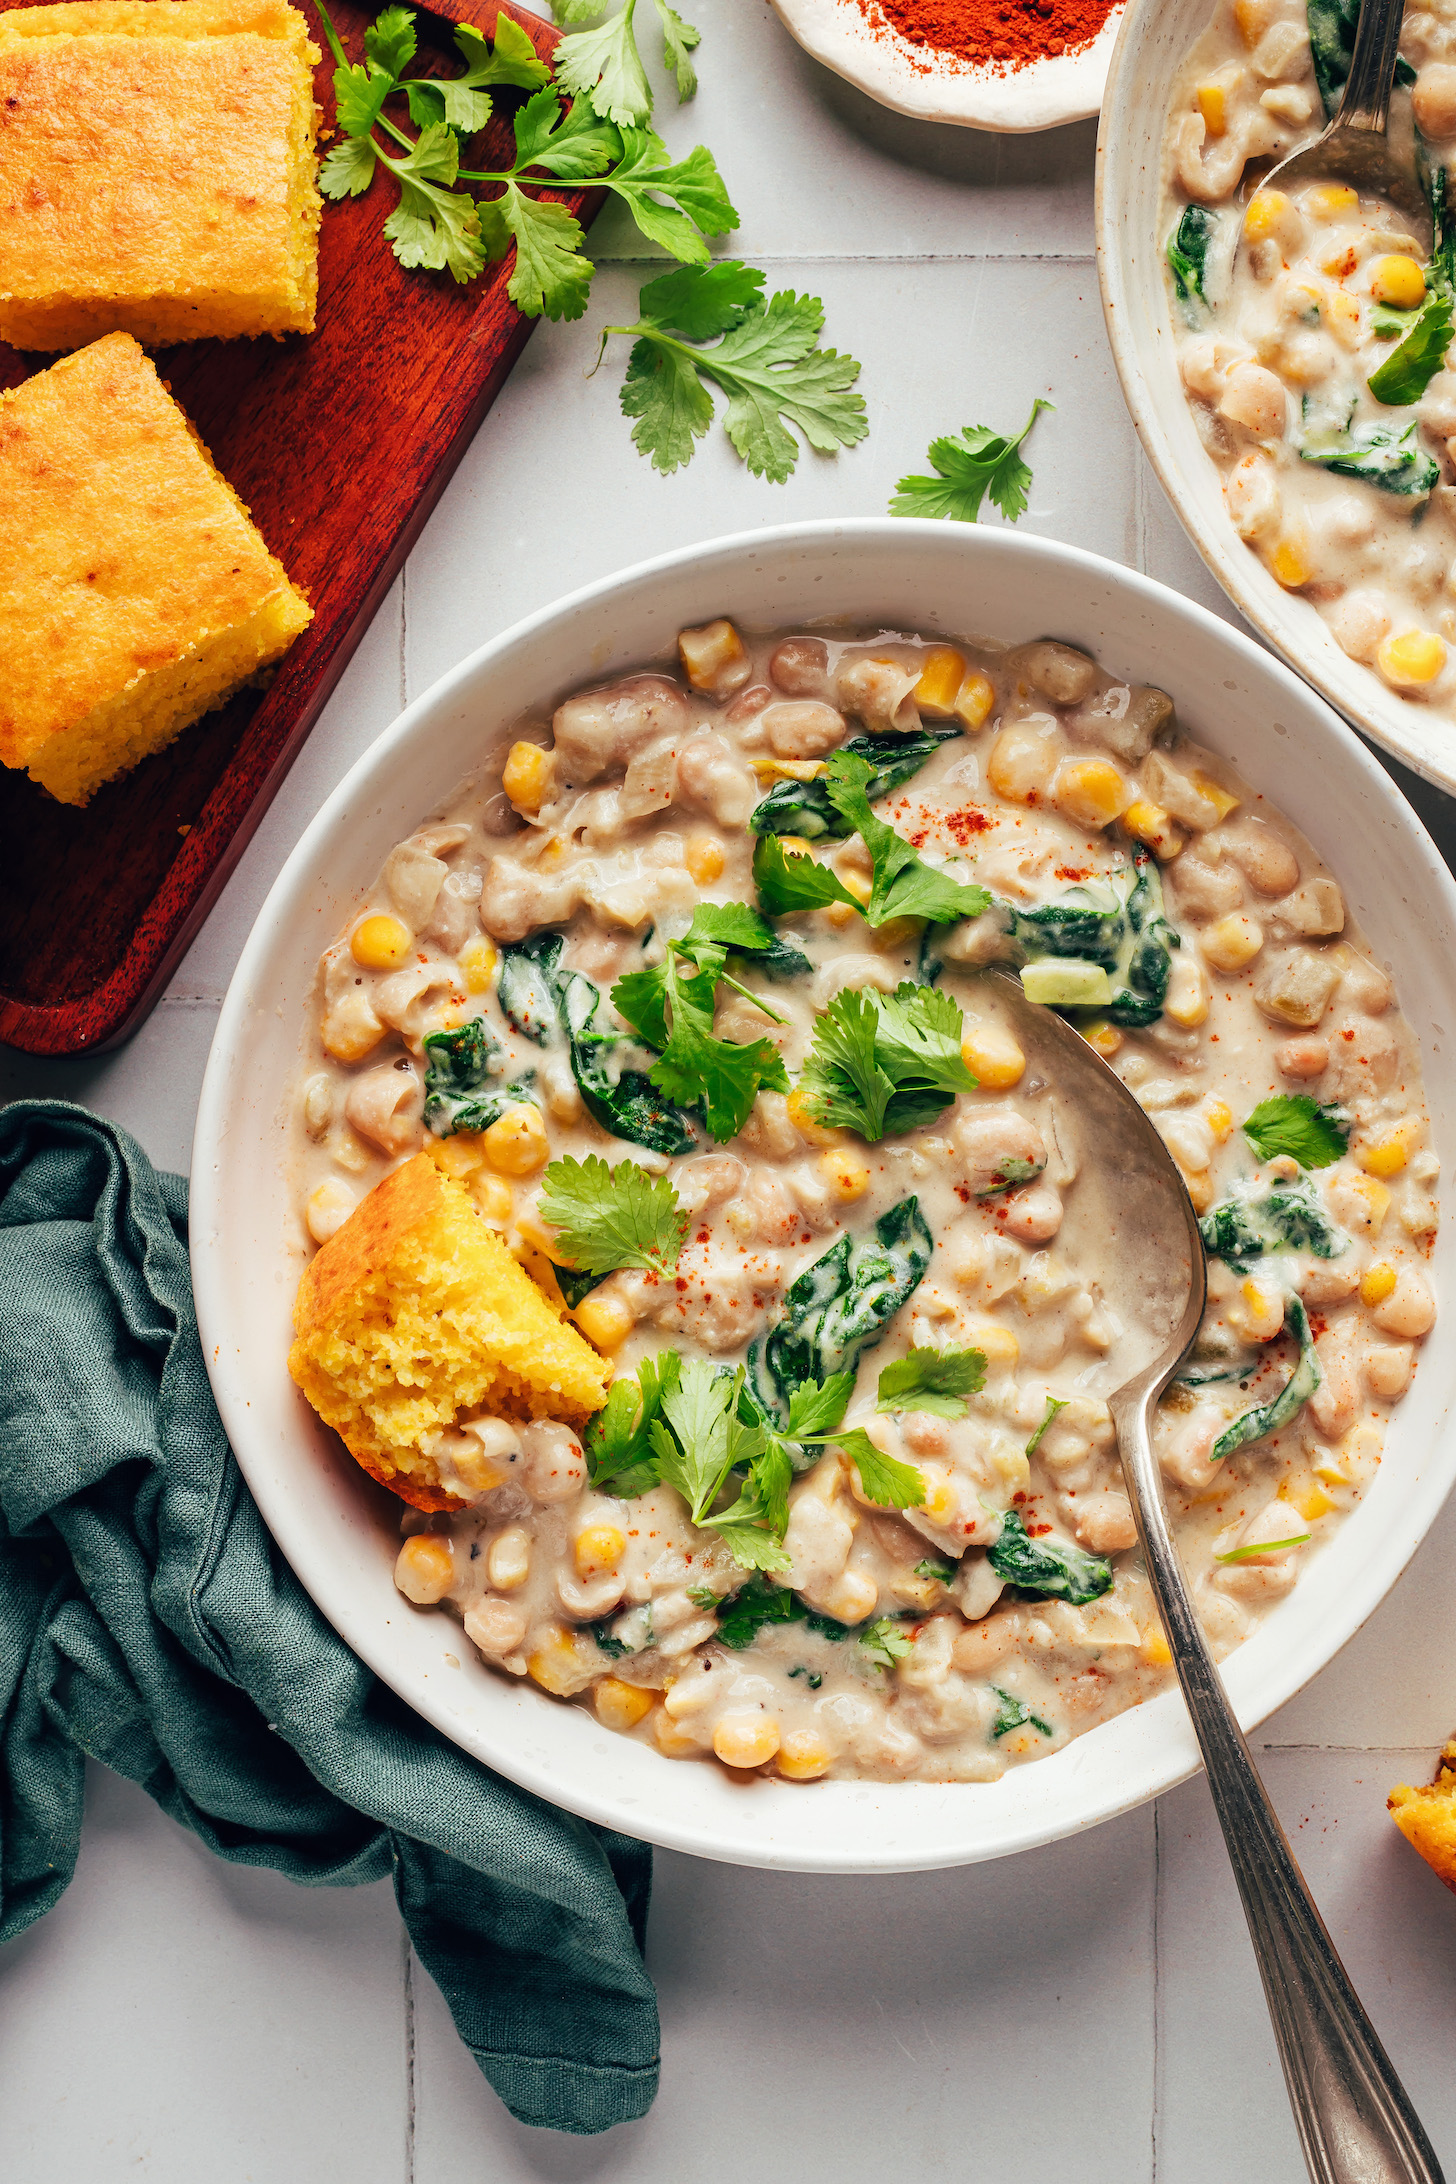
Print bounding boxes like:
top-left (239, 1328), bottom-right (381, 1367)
top-left (0, 0), bottom-right (600, 1054)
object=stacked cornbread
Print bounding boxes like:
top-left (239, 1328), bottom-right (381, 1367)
top-left (289, 1154), bottom-right (611, 1512)
top-left (0, 0), bottom-right (321, 803)
top-left (0, 0), bottom-right (322, 349)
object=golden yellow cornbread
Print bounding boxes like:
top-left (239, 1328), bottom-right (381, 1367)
top-left (1388, 1740), bottom-right (1456, 1895)
top-left (289, 1151), bottom-right (611, 1512)
top-left (0, 0), bottom-right (321, 349)
top-left (0, 332), bottom-right (312, 805)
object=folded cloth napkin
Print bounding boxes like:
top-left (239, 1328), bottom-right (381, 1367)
top-left (0, 1099), bottom-right (659, 2136)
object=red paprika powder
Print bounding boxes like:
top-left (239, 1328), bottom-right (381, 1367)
top-left (855, 0), bottom-right (1121, 71)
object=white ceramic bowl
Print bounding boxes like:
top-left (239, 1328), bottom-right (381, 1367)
top-left (1096, 0), bottom-right (1456, 798)
top-left (769, 0), bottom-right (1122, 133)
top-left (192, 519), bottom-right (1456, 1875)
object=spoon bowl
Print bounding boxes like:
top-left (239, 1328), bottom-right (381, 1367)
top-left (1259, 0), bottom-right (1432, 245)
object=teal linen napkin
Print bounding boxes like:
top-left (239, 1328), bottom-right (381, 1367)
top-left (0, 1098), bottom-right (659, 2135)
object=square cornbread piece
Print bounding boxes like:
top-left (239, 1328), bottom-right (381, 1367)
top-left (0, 332), bottom-right (312, 805)
top-left (289, 1152), bottom-right (611, 1512)
top-left (0, 0), bottom-right (321, 348)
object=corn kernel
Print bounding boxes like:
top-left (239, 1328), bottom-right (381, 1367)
top-left (472, 1172), bottom-right (513, 1224)
top-left (749, 756), bottom-right (828, 785)
top-left (1142, 1624), bottom-right (1173, 1668)
top-left (483, 1102), bottom-right (550, 1177)
top-left (1244, 188), bottom-right (1292, 244)
top-left (1184, 1168), bottom-right (1215, 1214)
top-left (870, 914), bottom-right (924, 955)
top-left (1371, 253), bottom-right (1427, 309)
top-left (528, 1628), bottom-right (591, 1696)
top-left (351, 913), bottom-right (412, 971)
top-left (575, 1291), bottom-right (634, 1352)
top-left (1231, 1275), bottom-right (1285, 1340)
top-left (1121, 798), bottom-right (1186, 861)
top-left (685, 832), bottom-right (726, 883)
top-left (1053, 757), bottom-right (1128, 830)
top-left (651, 1706), bottom-right (704, 1757)
top-left (678, 618), bottom-right (748, 693)
top-left (538, 833), bottom-right (568, 867)
top-left (914, 646), bottom-right (969, 719)
top-left (1201, 913), bottom-right (1264, 972)
top-left (1324, 289), bottom-right (1362, 346)
top-left (1350, 1174), bottom-right (1391, 1228)
top-left (960, 1022), bottom-right (1026, 1089)
top-left (1313, 1454), bottom-right (1351, 1487)
top-left (488, 1527), bottom-right (531, 1590)
top-left (775, 836), bottom-right (816, 859)
top-left (1377, 630), bottom-right (1446, 688)
top-left (449, 934), bottom-right (494, 994)
top-left (1080, 1018), bottom-right (1123, 1058)
top-left (1206, 1100), bottom-right (1233, 1141)
top-left (820, 1147), bottom-right (872, 1201)
top-left (1267, 535), bottom-right (1312, 589)
top-left (835, 864), bottom-right (874, 905)
top-left (306, 1179), bottom-right (355, 1244)
top-left (502, 740), bottom-right (555, 815)
top-left (1305, 182), bottom-right (1358, 219)
top-left (777, 1732), bottom-right (832, 1781)
top-left (954, 670), bottom-right (997, 732)
top-left (1359, 1126), bottom-right (1414, 1179)
top-left (787, 1083), bottom-right (846, 1147)
top-left (1233, 0), bottom-right (1270, 41)
top-left (713, 1714), bottom-right (781, 1769)
top-left (595, 1677), bottom-right (655, 1732)
top-left (966, 1320), bottom-right (1019, 1367)
top-left (575, 1524), bottom-right (626, 1577)
top-left (1190, 771), bottom-right (1241, 821)
top-left (1197, 80), bottom-right (1227, 134)
top-left (321, 1008), bottom-right (384, 1065)
top-left (1291, 1482), bottom-right (1336, 1522)
top-left (1163, 953), bottom-right (1210, 1028)
top-left (394, 1534), bottom-right (454, 1604)
top-left (822, 1569), bottom-right (879, 1623)
top-left (1360, 1261), bottom-right (1398, 1305)
top-left (823, 900), bottom-right (865, 930)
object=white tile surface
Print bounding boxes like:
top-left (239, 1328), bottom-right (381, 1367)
top-left (3, 8), bottom-right (1456, 2179)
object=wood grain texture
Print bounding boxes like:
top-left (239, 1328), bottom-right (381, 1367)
top-left (0, 0), bottom-right (600, 1055)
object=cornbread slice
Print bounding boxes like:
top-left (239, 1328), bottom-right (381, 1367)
top-left (289, 1152), bottom-right (611, 1512)
top-left (1388, 1741), bottom-right (1456, 1894)
top-left (0, 332), bottom-right (312, 806)
top-left (0, 0), bottom-right (321, 349)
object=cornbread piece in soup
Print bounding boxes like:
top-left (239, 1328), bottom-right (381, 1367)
top-left (289, 1151), bottom-right (611, 1512)
top-left (0, 332), bottom-right (312, 806)
top-left (0, 0), bottom-right (322, 350)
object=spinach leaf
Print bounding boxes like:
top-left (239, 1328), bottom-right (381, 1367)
top-left (1300, 400), bottom-right (1438, 497)
top-left (1167, 204), bottom-right (1218, 322)
top-left (1368, 291), bottom-right (1453, 406)
top-left (991, 1685), bottom-right (1054, 1739)
top-left (714, 1575), bottom-right (805, 1648)
top-left (748, 1197), bottom-right (932, 1423)
top-left (1308, 0), bottom-right (1414, 116)
top-left (1200, 1177), bottom-right (1349, 1271)
top-left (1211, 1293), bottom-right (1323, 1462)
top-left (749, 728), bottom-right (964, 842)
top-left (1004, 855), bottom-right (1179, 1028)
top-left (989, 1509), bottom-right (1113, 1605)
top-left (421, 1017), bottom-right (537, 1136)
top-left (497, 931), bottom-right (565, 1044)
top-left (560, 963), bottom-right (699, 1154)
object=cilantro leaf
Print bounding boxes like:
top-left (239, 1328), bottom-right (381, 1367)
top-left (633, 258), bottom-right (763, 338)
top-left (714, 1576), bottom-right (802, 1649)
top-left (991, 1686), bottom-right (1053, 1739)
top-left (364, 4), bottom-right (416, 78)
top-left (654, 0), bottom-right (700, 98)
top-left (539, 1154), bottom-right (688, 1276)
top-left (653, 1357), bottom-right (739, 1521)
top-left (1368, 290), bottom-right (1454, 405)
top-left (488, 182), bottom-right (593, 318)
top-left (859, 1616), bottom-right (917, 1669)
top-left (1242, 1095), bottom-right (1349, 1170)
top-left (555, 0), bottom-right (654, 125)
top-left (320, 130), bottom-right (381, 198)
top-left (784, 1372), bottom-right (855, 1439)
top-left (603, 131), bottom-right (736, 262)
top-left (375, 126), bottom-right (487, 283)
top-left (890, 398), bottom-right (1053, 524)
top-left (611, 911), bottom-right (790, 1143)
top-left (584, 1350), bottom-right (680, 1495)
top-left (823, 750), bottom-right (991, 926)
top-left (752, 833), bottom-right (861, 918)
top-left (458, 14), bottom-right (551, 90)
top-left (798, 982), bottom-right (977, 1142)
top-left (332, 58), bottom-right (394, 141)
top-left (510, 85), bottom-right (620, 179)
top-left (877, 1345), bottom-right (986, 1417)
top-left (1025, 1395), bottom-right (1068, 1458)
top-left (828, 1428), bottom-right (927, 1510)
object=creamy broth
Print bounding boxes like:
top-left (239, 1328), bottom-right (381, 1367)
top-left (291, 623), bottom-right (1437, 1785)
top-left (1162, 0), bottom-right (1456, 710)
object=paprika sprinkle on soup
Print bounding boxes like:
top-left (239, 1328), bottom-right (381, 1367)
top-left (854, 0), bottom-right (1121, 70)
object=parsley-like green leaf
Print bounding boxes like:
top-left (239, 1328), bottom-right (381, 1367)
top-left (877, 1345), bottom-right (986, 1417)
top-left (653, 1357), bottom-right (739, 1521)
top-left (1368, 291), bottom-right (1453, 404)
top-left (555, 0), bottom-right (653, 125)
top-left (890, 398), bottom-right (1053, 524)
top-left (378, 126), bottom-right (488, 282)
top-left (488, 181), bottom-right (592, 317)
top-left (784, 1372), bottom-right (855, 1439)
top-left (332, 57), bottom-right (394, 142)
top-left (714, 1576), bottom-right (802, 1649)
top-left (828, 1428), bottom-right (928, 1510)
top-left (459, 14), bottom-right (551, 90)
top-left (1024, 1395), bottom-right (1068, 1458)
top-left (365, 4), bottom-right (416, 78)
top-left (610, 910), bottom-right (790, 1143)
top-left (859, 1617), bottom-right (917, 1669)
top-left (539, 1154), bottom-right (688, 1276)
top-left (584, 1350), bottom-right (681, 1494)
top-left (630, 257), bottom-right (763, 337)
top-left (991, 1686), bottom-right (1054, 1739)
top-left (798, 982), bottom-right (977, 1142)
top-left (509, 84), bottom-right (620, 177)
top-left (751, 833), bottom-right (861, 919)
top-left (320, 129), bottom-right (382, 198)
top-left (603, 130), bottom-right (735, 261)
top-left (653, 0), bottom-right (700, 98)
top-left (915, 1555), bottom-right (957, 1582)
top-left (1242, 1094), bottom-right (1349, 1170)
top-left (823, 750), bottom-right (991, 926)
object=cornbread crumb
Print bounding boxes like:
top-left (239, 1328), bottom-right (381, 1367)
top-left (0, 332), bottom-right (312, 806)
top-left (1388, 1740), bottom-right (1456, 1894)
top-left (289, 1152), bottom-right (611, 1512)
top-left (0, 0), bottom-right (321, 349)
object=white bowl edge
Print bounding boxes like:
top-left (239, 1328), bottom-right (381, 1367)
top-left (192, 518), bottom-right (1456, 1875)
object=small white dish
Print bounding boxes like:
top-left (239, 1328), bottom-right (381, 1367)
top-left (769, 0), bottom-right (1122, 133)
top-left (192, 519), bottom-right (1456, 1876)
top-left (1096, 0), bottom-right (1456, 798)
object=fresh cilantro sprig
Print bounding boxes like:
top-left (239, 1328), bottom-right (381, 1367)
top-left (890, 398), bottom-right (1053, 524)
top-left (1242, 1095), bottom-right (1349, 1171)
top-left (652, 1360), bottom-right (791, 1572)
top-left (797, 983), bottom-right (978, 1143)
top-left (551, 0), bottom-right (699, 122)
top-left (538, 1154), bottom-right (688, 1276)
top-left (753, 749), bottom-right (990, 925)
top-left (315, 0), bottom-right (735, 313)
top-left (781, 1375), bottom-right (927, 1509)
top-left (584, 1350), bottom-right (681, 1496)
top-left (1368, 289), bottom-right (1454, 406)
top-left (877, 1345), bottom-right (987, 1418)
top-left (611, 902), bottom-right (790, 1142)
top-left (599, 262), bottom-right (869, 481)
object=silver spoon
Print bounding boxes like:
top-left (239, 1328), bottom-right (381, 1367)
top-left (1260, 0), bottom-right (1431, 244)
top-left (986, 967), bottom-right (1443, 2184)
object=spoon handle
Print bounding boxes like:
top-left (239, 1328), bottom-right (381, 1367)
top-left (1335, 0), bottom-right (1408, 136)
top-left (1113, 1388), bottom-right (1444, 2184)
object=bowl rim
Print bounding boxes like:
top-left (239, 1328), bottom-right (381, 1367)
top-left (766, 0), bottom-right (1122, 133)
top-left (1093, 0), bottom-right (1456, 801)
top-left (192, 515), bottom-right (1456, 1873)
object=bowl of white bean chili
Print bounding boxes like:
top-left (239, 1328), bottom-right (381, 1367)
top-left (192, 520), bottom-right (1456, 1873)
top-left (1098, 0), bottom-right (1456, 797)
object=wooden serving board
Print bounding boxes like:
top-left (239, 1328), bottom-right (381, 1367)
top-left (0, 0), bottom-right (601, 1055)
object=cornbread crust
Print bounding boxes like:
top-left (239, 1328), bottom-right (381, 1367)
top-left (1388, 1741), bottom-right (1456, 1894)
top-left (0, 331), bottom-right (312, 806)
top-left (289, 1153), bottom-right (611, 1512)
top-left (0, 0), bottom-right (321, 349)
